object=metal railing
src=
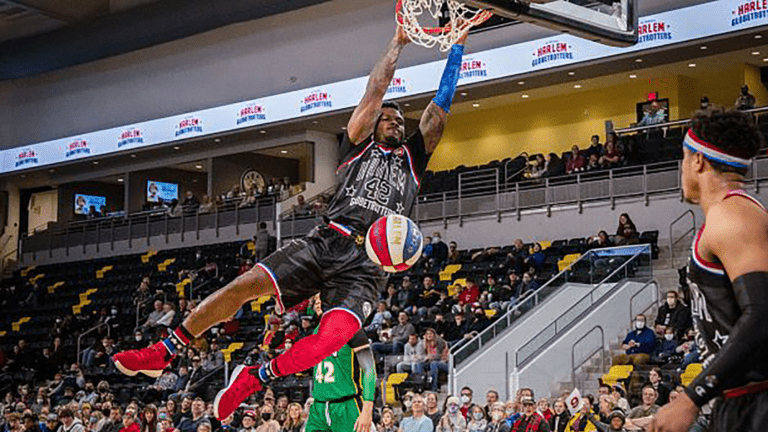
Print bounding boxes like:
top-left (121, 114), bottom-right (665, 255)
top-left (77, 322), bottom-right (110, 366)
top-left (669, 210), bottom-right (696, 270)
top-left (20, 196), bottom-right (278, 257)
top-left (571, 325), bottom-right (605, 390)
top-left (514, 244), bottom-right (652, 369)
top-left (613, 105), bottom-right (768, 135)
top-left (449, 244), bottom-right (645, 370)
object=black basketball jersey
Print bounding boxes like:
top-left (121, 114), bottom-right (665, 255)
top-left (325, 131), bottom-right (430, 232)
top-left (687, 190), bottom-right (768, 384)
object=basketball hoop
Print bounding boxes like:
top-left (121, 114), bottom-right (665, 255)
top-left (396, 0), bottom-right (493, 52)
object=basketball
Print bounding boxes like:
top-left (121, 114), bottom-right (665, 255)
top-left (365, 214), bottom-right (424, 273)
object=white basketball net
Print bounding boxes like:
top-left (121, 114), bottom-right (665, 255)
top-left (397, 0), bottom-right (493, 52)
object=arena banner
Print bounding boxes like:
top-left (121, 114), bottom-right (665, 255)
top-left (2, 0), bottom-right (765, 174)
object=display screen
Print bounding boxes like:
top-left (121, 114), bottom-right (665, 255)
top-left (147, 180), bottom-right (179, 203)
top-left (74, 194), bottom-right (106, 215)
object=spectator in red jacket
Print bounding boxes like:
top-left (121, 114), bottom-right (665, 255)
top-left (458, 279), bottom-right (480, 308)
top-left (566, 146), bottom-right (586, 174)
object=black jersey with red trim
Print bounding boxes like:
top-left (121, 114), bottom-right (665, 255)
top-left (325, 131), bottom-right (430, 233)
top-left (687, 190), bottom-right (768, 384)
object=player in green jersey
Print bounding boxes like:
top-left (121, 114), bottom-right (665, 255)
top-left (305, 299), bottom-right (376, 432)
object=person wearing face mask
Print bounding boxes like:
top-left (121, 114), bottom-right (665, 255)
top-left (650, 327), bottom-right (678, 365)
top-left (611, 315), bottom-right (656, 367)
top-left (467, 406), bottom-right (487, 432)
top-left (254, 405), bottom-right (279, 432)
top-left (484, 403), bottom-right (510, 432)
top-left (547, 399), bottom-right (569, 432)
top-left (459, 387), bottom-right (475, 419)
top-left (653, 291), bottom-right (691, 340)
top-left (437, 396), bottom-right (466, 432)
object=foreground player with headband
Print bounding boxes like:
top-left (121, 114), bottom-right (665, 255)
top-left (652, 107), bottom-right (768, 432)
top-left (113, 19), bottom-right (470, 425)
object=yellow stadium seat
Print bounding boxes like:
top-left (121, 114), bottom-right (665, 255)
top-left (96, 265), bottom-right (113, 279)
top-left (250, 296), bottom-right (271, 313)
top-left (484, 309), bottom-right (497, 318)
top-left (557, 253), bottom-right (581, 271)
top-left (11, 317), bottom-right (30, 332)
top-left (681, 363), bottom-right (703, 387)
top-left (141, 249), bottom-right (158, 264)
top-left (247, 241), bottom-right (256, 251)
top-left (176, 278), bottom-right (192, 298)
top-left (601, 365), bottom-right (633, 386)
top-left (158, 258), bottom-right (176, 272)
top-left (47, 281), bottom-right (65, 294)
top-left (439, 264), bottom-right (462, 281)
top-left (20, 266), bottom-right (36, 277)
top-left (30, 273), bottom-right (45, 284)
top-left (538, 240), bottom-right (551, 250)
top-left (383, 373), bottom-right (408, 405)
top-left (221, 342), bottom-right (244, 363)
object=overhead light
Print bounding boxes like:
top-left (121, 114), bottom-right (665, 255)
top-left (195, 164), bottom-right (203, 169)
top-left (280, 150), bottom-right (288, 154)
top-left (522, 94), bottom-right (529, 99)
top-left (259, 130), bottom-right (266, 134)
top-left (700, 45), bottom-right (707, 50)
top-left (472, 103), bottom-right (480, 107)
top-left (404, 103), bottom-right (411, 107)
top-left (629, 74), bottom-right (637, 78)
top-left (573, 84), bottom-right (582, 89)
top-left (214, 138), bottom-right (221, 143)
top-left (752, 51), bottom-right (761, 55)
top-left (131, 154), bottom-right (137, 158)
top-left (173, 146), bottom-right (180, 150)
top-left (460, 92), bottom-right (468, 96)
top-left (635, 58), bottom-right (643, 63)
top-left (756, 34), bottom-right (763, 39)
top-left (92, 161), bottom-right (99, 165)
top-left (49, 169), bottom-right (55, 173)
top-left (688, 63), bottom-right (696, 68)
top-left (341, 126), bottom-right (347, 130)
top-left (117, 178), bottom-right (124, 182)
top-left (311, 120), bottom-right (319, 124)
top-left (763, 58), bottom-right (768, 62)
top-left (517, 81), bottom-right (525, 85)
top-left (567, 71), bottom-right (575, 76)
top-left (20, 174), bottom-right (26, 178)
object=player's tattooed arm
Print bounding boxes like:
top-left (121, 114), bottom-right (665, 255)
top-left (420, 102), bottom-right (448, 154)
top-left (347, 26), bottom-right (410, 145)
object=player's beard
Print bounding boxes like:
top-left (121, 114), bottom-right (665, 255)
top-left (382, 135), bottom-right (402, 147)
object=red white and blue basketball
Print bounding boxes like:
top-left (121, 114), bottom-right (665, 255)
top-left (365, 215), bottom-right (424, 273)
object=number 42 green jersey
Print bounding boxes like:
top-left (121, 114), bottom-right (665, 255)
top-left (312, 329), bottom-right (376, 402)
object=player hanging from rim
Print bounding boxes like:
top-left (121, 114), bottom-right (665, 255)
top-left (112, 14), bottom-right (471, 422)
top-left (303, 297), bottom-right (376, 432)
top-left (651, 106), bottom-right (768, 432)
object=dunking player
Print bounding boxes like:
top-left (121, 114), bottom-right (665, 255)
top-left (651, 107), bottom-right (768, 432)
top-left (113, 21), bottom-right (470, 421)
top-left (304, 298), bottom-right (376, 432)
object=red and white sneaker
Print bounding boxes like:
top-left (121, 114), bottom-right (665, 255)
top-left (112, 340), bottom-right (176, 378)
top-left (213, 364), bottom-right (265, 420)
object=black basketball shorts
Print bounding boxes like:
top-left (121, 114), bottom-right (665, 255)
top-left (253, 225), bottom-right (387, 324)
top-left (710, 385), bottom-right (768, 432)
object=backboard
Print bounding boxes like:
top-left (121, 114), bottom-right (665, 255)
top-left (462, 0), bottom-right (638, 47)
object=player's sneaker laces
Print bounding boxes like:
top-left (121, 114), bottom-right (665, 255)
top-left (112, 340), bottom-right (176, 378)
top-left (213, 364), bottom-right (269, 421)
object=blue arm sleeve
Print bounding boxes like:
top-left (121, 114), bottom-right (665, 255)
top-left (432, 44), bottom-right (465, 113)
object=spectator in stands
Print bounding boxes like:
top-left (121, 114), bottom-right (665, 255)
top-left (512, 397), bottom-right (548, 432)
top-left (237, 411), bottom-right (257, 432)
top-left (537, 399), bottom-right (553, 422)
top-left (651, 327), bottom-right (678, 365)
top-left (467, 405), bottom-right (487, 432)
top-left (507, 240), bottom-right (529, 275)
top-left (624, 386), bottom-right (658, 430)
top-left (587, 231), bottom-right (613, 249)
top-left (597, 141), bottom-right (620, 169)
top-left (58, 409), bottom-right (85, 432)
top-left (365, 301), bottom-right (391, 334)
top-left (586, 409), bottom-right (627, 432)
top-left (198, 196), bottom-right (215, 214)
top-left (140, 367), bottom-right (177, 403)
top-left (543, 153), bottom-right (565, 178)
top-left (378, 408), bottom-right (398, 432)
top-left (585, 154), bottom-right (600, 172)
top-left (182, 191), bottom-right (200, 214)
top-left (423, 329), bottom-right (448, 391)
top-left (253, 222), bottom-right (270, 262)
top-left (596, 395), bottom-right (615, 423)
top-left (636, 101), bottom-right (666, 127)
top-left (423, 392), bottom-right (442, 428)
top-left (139, 405), bottom-right (158, 432)
top-left (447, 241), bottom-right (461, 264)
top-left (23, 413), bottom-right (42, 432)
top-left (527, 155), bottom-right (546, 179)
top-left (431, 232), bottom-right (449, 266)
top-left (585, 136), bottom-right (603, 159)
top-left (646, 367), bottom-right (670, 406)
top-left (524, 243), bottom-right (546, 274)
top-left (564, 398), bottom-right (594, 432)
top-left (226, 185), bottom-right (242, 200)
top-left (468, 306), bottom-right (491, 335)
top-left (280, 402), bottom-right (303, 432)
top-left (397, 277), bottom-right (418, 313)
top-left (459, 387), bottom-right (477, 420)
top-left (415, 276), bottom-right (441, 316)
top-left (372, 312), bottom-right (415, 357)
top-left (566, 146), bottom-right (586, 175)
top-left (239, 187), bottom-right (257, 208)
top-left (654, 291), bottom-right (691, 339)
top-left (141, 300), bottom-right (166, 332)
top-left (396, 334), bottom-right (425, 376)
top-left (485, 402), bottom-right (510, 432)
top-left (292, 195), bottom-right (311, 217)
top-left (399, 394), bottom-right (432, 432)
top-left (613, 214), bottom-right (638, 246)
top-left (519, 273), bottom-right (539, 299)
top-left (735, 84), bottom-right (756, 110)
top-left (177, 399), bottom-right (209, 432)
top-left (610, 385), bottom-right (628, 414)
top-left (436, 396), bottom-right (466, 432)
top-left (612, 314), bottom-right (655, 366)
top-left (444, 313), bottom-right (468, 346)
top-left (548, 399), bottom-right (569, 432)
top-left (458, 280), bottom-right (480, 311)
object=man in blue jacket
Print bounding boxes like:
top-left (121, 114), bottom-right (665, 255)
top-left (612, 314), bottom-right (656, 366)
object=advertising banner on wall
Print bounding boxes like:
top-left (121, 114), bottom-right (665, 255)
top-left (2, 0), bottom-right (764, 174)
